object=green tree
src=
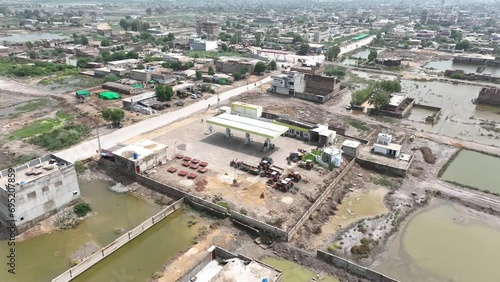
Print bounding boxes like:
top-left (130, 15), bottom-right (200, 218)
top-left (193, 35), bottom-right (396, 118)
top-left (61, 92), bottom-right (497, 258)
top-left (327, 46), bottom-right (341, 61)
top-left (254, 61), bottom-right (266, 74)
top-left (270, 60), bottom-right (277, 70)
top-left (369, 89), bottom-right (390, 109)
top-left (155, 85), bottom-right (174, 101)
top-left (450, 30), bottom-right (462, 42)
top-left (74, 201), bottom-right (92, 217)
top-left (221, 43), bottom-right (228, 52)
top-left (297, 43), bottom-right (310, 55)
top-left (101, 108), bottom-right (125, 127)
top-left (136, 64), bottom-right (145, 69)
top-left (368, 49), bottom-right (378, 62)
top-left (230, 34), bottom-right (239, 44)
top-left (26, 41), bottom-right (33, 49)
top-left (166, 33), bottom-right (175, 41)
top-left (450, 73), bottom-right (464, 79)
top-left (208, 66), bottom-right (215, 75)
top-left (77, 58), bottom-right (90, 68)
top-left (126, 50), bottom-right (138, 59)
top-left (195, 70), bottom-right (202, 80)
top-left (226, 20), bottom-right (230, 27)
top-left (146, 7), bottom-right (152, 15)
top-left (28, 50), bottom-right (37, 59)
top-left (80, 35), bottom-right (88, 45)
top-left (455, 40), bottom-right (471, 51)
top-left (119, 19), bottom-right (129, 31)
top-left (100, 38), bottom-right (111, 47)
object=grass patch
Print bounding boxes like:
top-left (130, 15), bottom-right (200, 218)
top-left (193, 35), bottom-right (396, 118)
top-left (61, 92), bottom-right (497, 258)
top-left (74, 201), bottom-right (92, 217)
top-left (74, 160), bottom-right (86, 174)
top-left (217, 201), bottom-right (231, 212)
top-left (30, 124), bottom-right (91, 150)
top-left (327, 241), bottom-right (341, 253)
top-left (14, 99), bottom-right (50, 112)
top-left (0, 153), bottom-right (40, 170)
top-left (302, 149), bottom-right (322, 163)
top-left (347, 119), bottom-right (370, 131)
top-left (372, 176), bottom-right (398, 189)
top-left (55, 110), bottom-right (73, 121)
top-left (12, 118), bottom-right (63, 138)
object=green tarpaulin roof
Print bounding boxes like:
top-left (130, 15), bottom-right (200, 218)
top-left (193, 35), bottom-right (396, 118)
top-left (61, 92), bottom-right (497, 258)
top-left (131, 83), bottom-right (144, 89)
top-left (99, 91), bottom-right (121, 100)
top-left (75, 90), bottom-right (90, 96)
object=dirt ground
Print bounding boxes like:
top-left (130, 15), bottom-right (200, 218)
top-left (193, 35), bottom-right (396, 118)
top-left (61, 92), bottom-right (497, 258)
top-left (145, 112), bottom-right (345, 230)
top-left (378, 49), bottom-right (452, 68)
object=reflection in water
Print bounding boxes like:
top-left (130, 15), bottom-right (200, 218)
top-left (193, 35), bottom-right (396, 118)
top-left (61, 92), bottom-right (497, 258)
top-left (262, 257), bottom-right (339, 282)
top-left (441, 150), bottom-right (500, 194)
top-left (375, 202), bottom-right (500, 282)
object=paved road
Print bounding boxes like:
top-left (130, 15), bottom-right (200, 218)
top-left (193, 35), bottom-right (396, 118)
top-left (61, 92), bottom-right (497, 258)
top-left (55, 77), bottom-right (272, 163)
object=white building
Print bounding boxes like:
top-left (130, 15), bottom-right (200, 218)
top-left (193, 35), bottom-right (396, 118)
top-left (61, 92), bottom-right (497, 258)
top-left (373, 133), bottom-right (401, 158)
top-left (230, 102), bottom-right (263, 119)
top-left (317, 147), bottom-right (343, 168)
top-left (189, 37), bottom-right (218, 51)
top-left (387, 26), bottom-right (416, 39)
top-left (0, 154), bottom-right (81, 233)
top-left (163, 53), bottom-right (190, 63)
top-left (270, 71), bottom-right (306, 96)
top-left (111, 139), bottom-right (168, 174)
top-left (341, 140), bottom-right (361, 157)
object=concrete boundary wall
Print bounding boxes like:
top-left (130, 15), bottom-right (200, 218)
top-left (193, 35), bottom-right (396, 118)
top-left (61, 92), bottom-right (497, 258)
top-left (51, 198), bottom-right (185, 282)
top-left (287, 158), bottom-right (356, 241)
top-left (317, 250), bottom-right (399, 282)
top-left (135, 174), bottom-right (289, 239)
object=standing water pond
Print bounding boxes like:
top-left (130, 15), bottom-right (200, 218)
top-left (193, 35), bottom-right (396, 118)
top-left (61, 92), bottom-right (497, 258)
top-left (374, 200), bottom-right (500, 282)
top-left (0, 179), bottom-right (195, 282)
top-left (262, 257), bottom-right (339, 282)
top-left (440, 150), bottom-right (500, 194)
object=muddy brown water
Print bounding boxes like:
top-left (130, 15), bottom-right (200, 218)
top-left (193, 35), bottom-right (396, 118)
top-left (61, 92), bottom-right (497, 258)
top-left (423, 60), bottom-right (500, 75)
top-left (0, 179), bottom-right (195, 282)
top-left (400, 80), bottom-right (500, 147)
top-left (375, 201), bottom-right (500, 282)
top-left (441, 149), bottom-right (500, 194)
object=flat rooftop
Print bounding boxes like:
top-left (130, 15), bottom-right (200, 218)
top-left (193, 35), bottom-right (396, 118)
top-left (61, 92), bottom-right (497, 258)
top-left (388, 94), bottom-right (408, 107)
top-left (194, 258), bottom-right (280, 282)
top-left (0, 154), bottom-right (71, 189)
top-left (207, 113), bottom-right (289, 139)
top-left (112, 139), bottom-right (167, 161)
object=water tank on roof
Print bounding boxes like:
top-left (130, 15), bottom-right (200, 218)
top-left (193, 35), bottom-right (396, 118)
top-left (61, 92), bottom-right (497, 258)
top-left (133, 152), bottom-right (138, 160)
top-left (262, 279), bottom-right (268, 282)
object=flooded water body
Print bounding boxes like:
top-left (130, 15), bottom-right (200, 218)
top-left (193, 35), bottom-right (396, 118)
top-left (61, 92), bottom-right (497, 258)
top-left (375, 201), bottom-right (500, 282)
top-left (72, 210), bottom-right (198, 282)
top-left (441, 150), bottom-right (500, 194)
top-left (0, 33), bottom-right (67, 43)
top-left (424, 60), bottom-right (500, 75)
top-left (313, 187), bottom-right (388, 247)
top-left (262, 257), bottom-right (339, 282)
top-left (0, 179), bottom-right (162, 282)
top-left (400, 80), bottom-right (500, 147)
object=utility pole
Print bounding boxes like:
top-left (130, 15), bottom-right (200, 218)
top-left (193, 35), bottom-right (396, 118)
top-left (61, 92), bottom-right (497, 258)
top-left (96, 125), bottom-right (102, 153)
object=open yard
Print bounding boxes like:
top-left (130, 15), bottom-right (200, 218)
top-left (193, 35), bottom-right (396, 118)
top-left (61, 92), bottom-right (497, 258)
top-left (145, 116), bottom-right (348, 230)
